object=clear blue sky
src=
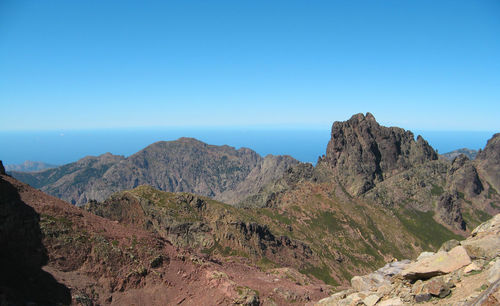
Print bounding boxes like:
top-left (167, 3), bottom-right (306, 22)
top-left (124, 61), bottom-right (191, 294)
top-left (1, 0), bottom-right (499, 131)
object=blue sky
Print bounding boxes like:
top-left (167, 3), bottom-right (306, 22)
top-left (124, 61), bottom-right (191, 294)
top-left (1, 0), bottom-right (499, 131)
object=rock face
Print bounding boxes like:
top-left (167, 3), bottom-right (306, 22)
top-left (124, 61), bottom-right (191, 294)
top-left (10, 138), bottom-right (297, 206)
top-left (315, 214), bottom-right (500, 306)
top-left (476, 133), bottom-right (500, 192)
top-left (0, 160), bottom-right (5, 175)
top-left (324, 113), bottom-right (438, 196)
top-left (447, 154), bottom-right (484, 198)
top-left (436, 191), bottom-right (466, 231)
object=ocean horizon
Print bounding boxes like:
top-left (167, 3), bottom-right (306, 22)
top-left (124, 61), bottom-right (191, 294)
top-left (0, 128), bottom-right (496, 166)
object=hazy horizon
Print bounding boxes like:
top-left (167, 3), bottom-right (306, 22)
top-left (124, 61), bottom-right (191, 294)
top-left (0, 127), bottom-right (495, 166)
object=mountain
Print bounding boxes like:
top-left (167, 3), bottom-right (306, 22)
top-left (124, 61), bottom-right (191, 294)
top-left (10, 137), bottom-right (298, 206)
top-left (4, 160), bottom-right (58, 172)
top-left (5, 113), bottom-right (499, 301)
top-left (0, 171), bottom-right (329, 305)
top-left (82, 114), bottom-right (499, 289)
top-left (441, 148), bottom-right (478, 161)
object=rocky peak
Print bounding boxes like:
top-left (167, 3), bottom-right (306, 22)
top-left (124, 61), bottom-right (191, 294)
top-left (477, 133), bottom-right (500, 162)
top-left (0, 160), bottom-right (5, 175)
top-left (476, 133), bottom-right (500, 193)
top-left (324, 113), bottom-right (438, 195)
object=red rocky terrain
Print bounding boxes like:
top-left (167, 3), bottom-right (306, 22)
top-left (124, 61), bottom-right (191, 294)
top-left (0, 172), bottom-right (329, 305)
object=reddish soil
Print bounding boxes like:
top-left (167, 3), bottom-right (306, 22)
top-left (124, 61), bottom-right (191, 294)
top-left (1, 174), bottom-right (329, 305)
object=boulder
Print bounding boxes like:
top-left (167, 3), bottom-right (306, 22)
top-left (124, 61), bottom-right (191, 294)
top-left (363, 294), bottom-right (381, 306)
top-left (461, 236), bottom-right (500, 260)
top-left (438, 239), bottom-right (461, 252)
top-left (464, 262), bottom-right (481, 274)
top-left (401, 246), bottom-right (471, 280)
top-left (351, 273), bottom-right (389, 292)
top-left (488, 259), bottom-right (500, 284)
top-left (422, 276), bottom-right (451, 298)
top-left (315, 289), bottom-right (353, 305)
top-left (417, 251), bottom-right (435, 261)
top-left (414, 293), bottom-right (432, 303)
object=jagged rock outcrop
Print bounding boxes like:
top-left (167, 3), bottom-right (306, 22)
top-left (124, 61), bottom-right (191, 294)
top-left (447, 154), bottom-right (484, 198)
top-left (476, 133), bottom-right (500, 193)
top-left (324, 113), bottom-right (438, 196)
top-left (316, 214), bottom-right (500, 305)
top-left (0, 160), bottom-right (5, 175)
top-left (437, 191), bottom-right (466, 231)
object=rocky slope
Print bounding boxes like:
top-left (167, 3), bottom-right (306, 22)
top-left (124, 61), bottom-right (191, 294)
top-left (10, 138), bottom-right (298, 206)
top-left (0, 172), bottom-right (329, 305)
top-left (315, 213), bottom-right (500, 305)
top-left (441, 148), bottom-right (478, 161)
top-left (4, 160), bottom-right (58, 172)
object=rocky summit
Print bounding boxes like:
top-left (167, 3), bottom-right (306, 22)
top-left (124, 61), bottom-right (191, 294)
top-left (315, 214), bottom-right (500, 305)
top-left (323, 112), bottom-right (438, 196)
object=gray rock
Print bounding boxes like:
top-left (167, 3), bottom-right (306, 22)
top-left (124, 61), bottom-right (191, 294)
top-left (414, 293), bottom-right (432, 302)
top-left (438, 239), bottom-right (461, 252)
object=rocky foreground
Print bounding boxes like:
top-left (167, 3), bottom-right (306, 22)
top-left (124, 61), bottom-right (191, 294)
top-left (316, 214), bottom-right (500, 305)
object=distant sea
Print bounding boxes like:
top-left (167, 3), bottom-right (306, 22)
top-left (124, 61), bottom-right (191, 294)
top-left (0, 128), bottom-right (496, 166)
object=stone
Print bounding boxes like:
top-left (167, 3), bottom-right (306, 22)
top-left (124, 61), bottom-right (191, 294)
top-left (423, 276), bottom-right (451, 298)
top-left (471, 214), bottom-right (500, 237)
top-left (376, 260), bottom-right (412, 277)
top-left (401, 246), bottom-right (471, 280)
top-left (351, 273), bottom-right (390, 292)
top-left (415, 293), bottom-right (432, 303)
top-left (461, 236), bottom-right (500, 260)
top-left (438, 239), bottom-right (461, 252)
top-left (464, 262), bottom-right (481, 274)
top-left (377, 297), bottom-right (403, 306)
top-left (316, 290), bottom-right (353, 305)
top-left (417, 251), bottom-right (435, 261)
top-left (488, 259), bottom-right (500, 284)
top-left (362, 294), bottom-right (380, 306)
top-left (411, 280), bottom-right (424, 295)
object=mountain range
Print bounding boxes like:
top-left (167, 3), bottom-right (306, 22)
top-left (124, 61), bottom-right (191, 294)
top-left (4, 160), bottom-right (58, 172)
top-left (2, 113), bottom-right (499, 305)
